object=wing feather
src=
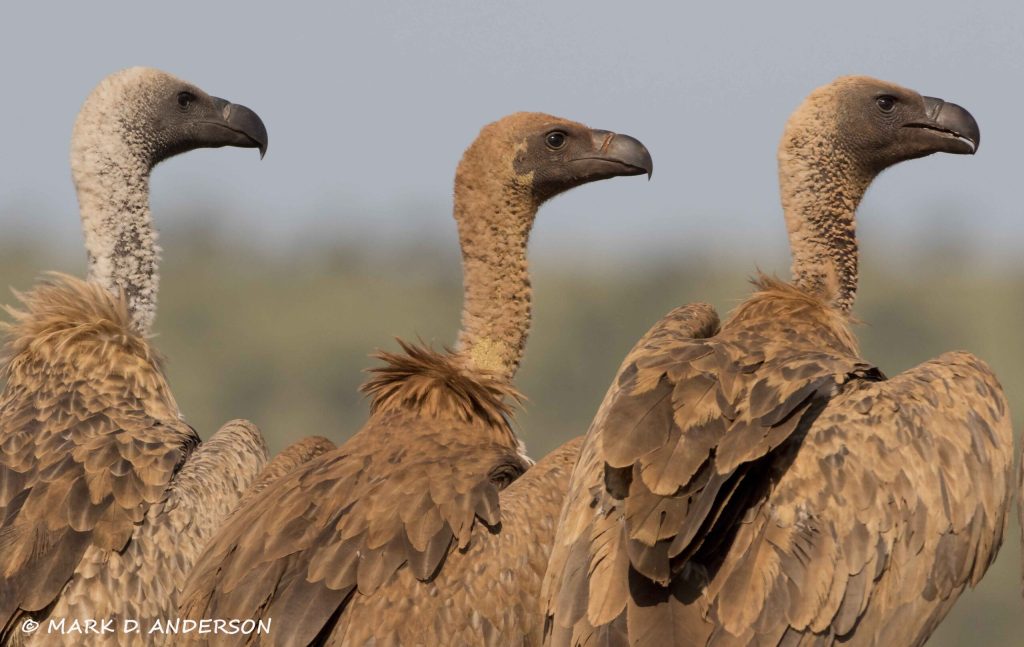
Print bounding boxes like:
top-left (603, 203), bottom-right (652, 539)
top-left (0, 277), bottom-right (196, 637)
top-left (544, 285), bottom-right (1012, 646)
top-left (180, 405), bottom-right (526, 645)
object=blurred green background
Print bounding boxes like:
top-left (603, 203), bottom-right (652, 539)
top-left (2, 221), bottom-right (1020, 646)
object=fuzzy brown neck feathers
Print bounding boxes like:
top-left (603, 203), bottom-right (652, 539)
top-left (72, 105), bottom-right (160, 336)
top-left (362, 121), bottom-right (539, 429)
top-left (778, 120), bottom-right (872, 314)
top-left (77, 170), bottom-right (158, 335)
top-left (452, 157), bottom-right (537, 382)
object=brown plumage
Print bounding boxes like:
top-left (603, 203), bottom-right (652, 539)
top-left (18, 420), bottom-right (268, 647)
top-left (237, 436), bottom-right (336, 508)
top-left (179, 112), bottom-right (654, 646)
top-left (0, 275), bottom-right (197, 639)
top-left (542, 76), bottom-right (1011, 647)
top-left (0, 68), bottom-right (268, 643)
top-left (363, 339), bottom-right (523, 429)
top-left (329, 436), bottom-right (583, 646)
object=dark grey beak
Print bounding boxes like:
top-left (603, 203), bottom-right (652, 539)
top-left (209, 96), bottom-right (269, 158)
top-left (582, 130), bottom-right (654, 179)
top-left (916, 96), bottom-right (980, 154)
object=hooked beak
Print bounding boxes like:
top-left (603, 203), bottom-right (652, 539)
top-left (905, 97), bottom-right (980, 155)
top-left (203, 96), bottom-right (269, 158)
top-left (574, 130), bottom-right (654, 180)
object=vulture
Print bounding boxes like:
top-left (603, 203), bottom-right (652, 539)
top-left (542, 76), bottom-right (1012, 647)
top-left (325, 436), bottom-right (583, 646)
top-left (236, 436), bottom-right (337, 510)
top-left (0, 67), bottom-right (270, 644)
top-left (179, 112), bottom-right (654, 646)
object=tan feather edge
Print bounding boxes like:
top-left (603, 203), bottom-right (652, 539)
top-left (1, 272), bottom-right (159, 374)
top-left (736, 273), bottom-right (860, 353)
top-left (360, 338), bottom-right (524, 432)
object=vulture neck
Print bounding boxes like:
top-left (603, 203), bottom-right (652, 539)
top-left (453, 176), bottom-right (537, 383)
top-left (72, 132), bottom-right (159, 336)
top-left (778, 131), bottom-right (872, 314)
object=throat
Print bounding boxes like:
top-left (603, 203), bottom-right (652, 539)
top-left (453, 183), bottom-right (536, 382)
top-left (778, 141), bottom-right (871, 313)
top-left (75, 155), bottom-right (159, 335)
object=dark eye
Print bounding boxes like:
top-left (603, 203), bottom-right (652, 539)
top-left (177, 92), bottom-right (196, 110)
top-left (545, 131), bottom-right (567, 150)
top-left (489, 462), bottom-right (525, 491)
top-left (876, 95), bottom-right (896, 112)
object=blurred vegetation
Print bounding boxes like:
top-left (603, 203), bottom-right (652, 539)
top-left (1, 228), bottom-right (1021, 646)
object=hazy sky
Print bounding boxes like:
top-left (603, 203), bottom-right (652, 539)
top-left (2, 1), bottom-right (1021, 264)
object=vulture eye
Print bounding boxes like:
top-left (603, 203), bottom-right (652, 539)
top-left (876, 95), bottom-right (897, 113)
top-left (489, 463), bottom-right (525, 491)
top-left (545, 131), bottom-right (568, 150)
top-left (177, 92), bottom-right (196, 111)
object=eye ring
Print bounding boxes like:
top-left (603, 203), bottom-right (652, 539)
top-left (545, 130), bottom-right (568, 150)
top-left (177, 92), bottom-right (196, 111)
top-left (876, 95), bottom-right (897, 113)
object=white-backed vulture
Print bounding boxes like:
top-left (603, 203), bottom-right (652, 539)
top-left (0, 67), bottom-right (270, 644)
top-left (179, 113), bottom-right (654, 646)
top-left (542, 76), bottom-right (1012, 647)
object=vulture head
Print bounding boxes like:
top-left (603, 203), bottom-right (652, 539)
top-left (785, 76), bottom-right (979, 176)
top-left (71, 66), bottom-right (268, 171)
top-left (455, 112), bottom-right (653, 209)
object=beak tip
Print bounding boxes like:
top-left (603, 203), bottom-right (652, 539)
top-left (923, 96), bottom-right (980, 156)
top-left (640, 148), bottom-right (654, 180)
top-left (224, 100), bottom-right (269, 159)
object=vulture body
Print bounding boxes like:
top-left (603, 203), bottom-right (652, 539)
top-left (32, 419), bottom-right (268, 647)
top-left (0, 68), bottom-right (269, 643)
top-left (330, 436), bottom-right (583, 646)
top-left (542, 77), bottom-right (1012, 647)
top-left (238, 436), bottom-right (336, 508)
top-left (180, 113), bottom-right (653, 646)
